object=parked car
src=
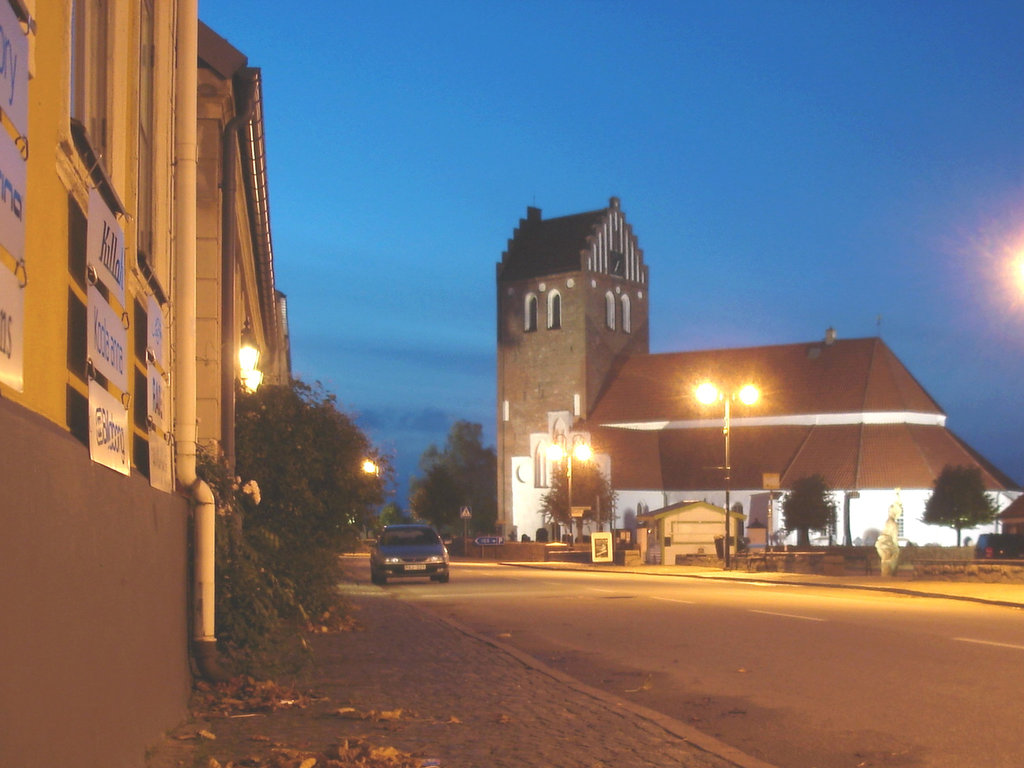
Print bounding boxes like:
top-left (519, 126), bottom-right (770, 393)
top-left (370, 524), bottom-right (450, 584)
top-left (974, 533), bottom-right (1024, 560)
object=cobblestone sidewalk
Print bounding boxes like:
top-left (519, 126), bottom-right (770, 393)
top-left (147, 581), bottom-right (761, 768)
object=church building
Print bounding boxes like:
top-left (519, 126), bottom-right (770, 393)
top-left (495, 198), bottom-right (1020, 553)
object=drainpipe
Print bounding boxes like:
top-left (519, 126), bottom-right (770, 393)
top-left (174, 0), bottom-right (228, 682)
top-left (220, 71), bottom-right (257, 474)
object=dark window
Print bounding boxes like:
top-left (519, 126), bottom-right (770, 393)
top-left (525, 294), bottom-right (538, 332)
top-left (134, 299), bottom-right (147, 362)
top-left (66, 384), bottom-right (89, 446)
top-left (133, 368), bottom-right (147, 430)
top-left (68, 196), bottom-right (87, 289)
top-left (547, 292), bottom-right (561, 330)
top-left (67, 289), bottom-right (87, 380)
top-left (133, 433), bottom-right (150, 478)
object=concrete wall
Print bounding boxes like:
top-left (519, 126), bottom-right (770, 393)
top-left (0, 400), bottom-right (191, 768)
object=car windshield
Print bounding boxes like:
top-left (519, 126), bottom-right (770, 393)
top-left (381, 528), bottom-right (438, 547)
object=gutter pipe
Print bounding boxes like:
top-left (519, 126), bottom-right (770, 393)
top-left (220, 71), bottom-right (257, 473)
top-left (174, 0), bottom-right (228, 681)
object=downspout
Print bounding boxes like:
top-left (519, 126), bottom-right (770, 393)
top-left (220, 72), bottom-right (257, 473)
top-left (174, 0), bottom-right (228, 681)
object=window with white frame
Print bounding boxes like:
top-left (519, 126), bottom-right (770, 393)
top-left (605, 291), bottom-right (615, 330)
top-left (620, 294), bottom-right (631, 333)
top-left (524, 293), bottom-right (538, 332)
top-left (547, 290), bottom-right (561, 330)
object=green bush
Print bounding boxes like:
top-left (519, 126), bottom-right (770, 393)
top-left (196, 379), bottom-right (387, 674)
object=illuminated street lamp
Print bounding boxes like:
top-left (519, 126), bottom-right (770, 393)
top-left (547, 438), bottom-right (592, 544)
top-left (239, 319), bottom-right (263, 392)
top-left (362, 458), bottom-right (380, 476)
top-left (695, 382), bottom-right (760, 569)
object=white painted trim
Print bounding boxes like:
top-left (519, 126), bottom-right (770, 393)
top-left (601, 411), bottom-right (947, 431)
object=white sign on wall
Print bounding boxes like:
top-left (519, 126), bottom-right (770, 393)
top-left (147, 361), bottom-right (166, 432)
top-left (148, 430), bottom-right (173, 493)
top-left (89, 379), bottom-right (130, 476)
top-left (147, 294), bottom-right (165, 369)
top-left (0, 132), bottom-right (24, 263)
top-left (87, 283), bottom-right (128, 392)
top-left (0, 262), bottom-right (22, 391)
top-left (0, 0), bottom-right (29, 138)
top-left (87, 187), bottom-right (125, 306)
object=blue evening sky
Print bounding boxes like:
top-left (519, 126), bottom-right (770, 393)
top-left (200, 0), bottom-right (1024, 505)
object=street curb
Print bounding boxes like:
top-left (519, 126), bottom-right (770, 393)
top-left (499, 561), bottom-right (1024, 611)
top-left (429, 608), bottom-right (780, 768)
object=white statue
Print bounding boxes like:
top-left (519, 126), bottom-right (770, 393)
top-left (875, 489), bottom-right (903, 577)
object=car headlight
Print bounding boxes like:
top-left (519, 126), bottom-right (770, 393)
top-left (384, 557), bottom-right (403, 565)
top-left (425, 555), bottom-right (445, 564)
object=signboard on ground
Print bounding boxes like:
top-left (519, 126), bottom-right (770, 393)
top-left (591, 532), bottom-right (613, 563)
top-left (474, 536), bottom-right (503, 546)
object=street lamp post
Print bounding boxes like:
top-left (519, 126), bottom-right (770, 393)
top-left (695, 382), bottom-right (759, 569)
top-left (548, 437), bottom-right (592, 544)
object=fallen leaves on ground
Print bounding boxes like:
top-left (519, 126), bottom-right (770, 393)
top-left (205, 738), bottom-right (423, 768)
top-left (335, 707), bottom-right (407, 722)
top-left (306, 605), bottom-right (362, 634)
top-left (194, 676), bottom-right (320, 717)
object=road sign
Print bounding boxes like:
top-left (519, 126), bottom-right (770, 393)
top-left (460, 506), bottom-right (472, 519)
top-left (474, 536), bottom-right (503, 546)
top-left (762, 473), bottom-right (781, 490)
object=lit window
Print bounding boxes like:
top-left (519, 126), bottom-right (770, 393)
top-left (547, 290), bottom-right (561, 330)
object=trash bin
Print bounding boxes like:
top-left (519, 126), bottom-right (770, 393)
top-left (714, 535), bottom-right (724, 559)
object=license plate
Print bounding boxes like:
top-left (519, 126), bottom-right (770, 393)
top-left (405, 564), bottom-right (427, 571)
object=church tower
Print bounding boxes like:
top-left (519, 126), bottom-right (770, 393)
top-left (495, 197), bottom-right (649, 539)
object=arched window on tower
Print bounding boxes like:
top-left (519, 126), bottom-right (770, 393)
top-left (547, 290), bottom-right (562, 330)
top-left (620, 294), bottom-right (631, 334)
top-left (605, 291), bottom-right (615, 330)
top-left (524, 293), bottom-right (538, 332)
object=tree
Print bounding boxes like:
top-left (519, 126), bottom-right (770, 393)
top-left (409, 462), bottom-right (463, 531)
top-left (923, 465), bottom-right (998, 545)
top-left (413, 420), bottom-right (497, 533)
top-left (234, 379), bottom-right (387, 615)
top-left (197, 378), bottom-right (387, 670)
top-left (377, 502), bottom-right (408, 529)
top-left (540, 461), bottom-right (616, 539)
top-left (782, 474), bottom-right (837, 547)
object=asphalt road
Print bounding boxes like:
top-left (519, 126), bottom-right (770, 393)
top-left (373, 561), bottom-right (1024, 768)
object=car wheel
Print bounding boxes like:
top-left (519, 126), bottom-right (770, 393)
top-left (371, 568), bottom-right (386, 586)
top-left (436, 572), bottom-right (450, 584)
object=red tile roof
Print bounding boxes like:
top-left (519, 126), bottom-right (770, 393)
top-left (589, 337), bottom-right (1019, 492)
top-left (590, 336), bottom-right (943, 424)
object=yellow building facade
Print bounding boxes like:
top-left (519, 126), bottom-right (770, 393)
top-left (0, 3), bottom-right (287, 765)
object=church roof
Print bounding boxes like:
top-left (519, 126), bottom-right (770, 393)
top-left (589, 336), bottom-right (1019, 492)
top-left (590, 336), bottom-right (942, 424)
top-left (497, 204), bottom-right (609, 282)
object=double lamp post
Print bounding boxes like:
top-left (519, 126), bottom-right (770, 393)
top-left (695, 381), bottom-right (760, 569)
top-left (548, 437), bottom-right (592, 544)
